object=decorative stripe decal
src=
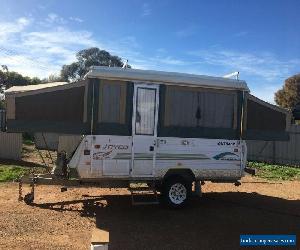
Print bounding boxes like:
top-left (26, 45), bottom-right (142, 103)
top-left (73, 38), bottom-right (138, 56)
top-left (114, 153), bottom-right (210, 160)
top-left (213, 152), bottom-right (240, 160)
top-left (99, 152), bottom-right (241, 161)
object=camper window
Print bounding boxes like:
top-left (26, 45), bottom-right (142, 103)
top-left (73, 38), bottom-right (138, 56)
top-left (164, 86), bottom-right (236, 129)
top-left (98, 80), bottom-right (127, 124)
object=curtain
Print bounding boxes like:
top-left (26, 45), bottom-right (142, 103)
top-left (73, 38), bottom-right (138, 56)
top-left (165, 86), bottom-right (235, 128)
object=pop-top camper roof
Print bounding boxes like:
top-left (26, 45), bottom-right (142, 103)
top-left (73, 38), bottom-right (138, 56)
top-left (5, 82), bottom-right (68, 95)
top-left (86, 66), bottom-right (249, 91)
top-left (4, 66), bottom-right (289, 140)
top-left (5, 68), bottom-right (249, 96)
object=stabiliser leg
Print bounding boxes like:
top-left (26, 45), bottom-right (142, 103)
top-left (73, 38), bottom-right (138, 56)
top-left (19, 175), bottom-right (37, 205)
top-left (18, 177), bottom-right (23, 202)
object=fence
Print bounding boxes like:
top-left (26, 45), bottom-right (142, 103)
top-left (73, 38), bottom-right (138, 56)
top-left (35, 133), bottom-right (82, 155)
top-left (35, 133), bottom-right (60, 151)
top-left (247, 125), bottom-right (300, 166)
top-left (0, 132), bottom-right (22, 160)
top-left (58, 135), bottom-right (82, 156)
top-left (0, 109), bottom-right (5, 131)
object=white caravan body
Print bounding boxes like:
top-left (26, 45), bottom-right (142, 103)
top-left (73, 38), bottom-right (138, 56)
top-left (69, 135), bottom-right (247, 180)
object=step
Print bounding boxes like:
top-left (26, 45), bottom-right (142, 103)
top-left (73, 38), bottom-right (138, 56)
top-left (130, 187), bottom-right (159, 206)
top-left (131, 194), bottom-right (160, 206)
top-left (132, 201), bottom-right (160, 205)
top-left (128, 187), bottom-right (156, 192)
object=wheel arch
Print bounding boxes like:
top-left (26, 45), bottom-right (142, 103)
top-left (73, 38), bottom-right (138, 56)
top-left (163, 168), bottom-right (195, 183)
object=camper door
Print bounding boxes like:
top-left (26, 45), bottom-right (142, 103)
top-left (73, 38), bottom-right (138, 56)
top-left (132, 83), bottom-right (159, 176)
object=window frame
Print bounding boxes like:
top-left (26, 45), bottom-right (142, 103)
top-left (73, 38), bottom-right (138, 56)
top-left (134, 86), bottom-right (157, 136)
top-left (97, 80), bottom-right (127, 124)
top-left (164, 85), bottom-right (238, 129)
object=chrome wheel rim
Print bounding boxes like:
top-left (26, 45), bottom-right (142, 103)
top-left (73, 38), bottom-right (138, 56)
top-left (169, 183), bottom-right (187, 205)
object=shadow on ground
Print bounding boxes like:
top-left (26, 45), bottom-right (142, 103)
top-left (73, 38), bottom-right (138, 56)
top-left (0, 158), bottom-right (48, 169)
top-left (32, 191), bottom-right (300, 250)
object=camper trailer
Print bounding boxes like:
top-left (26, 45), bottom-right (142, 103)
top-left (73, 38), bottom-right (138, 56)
top-left (5, 67), bottom-right (290, 207)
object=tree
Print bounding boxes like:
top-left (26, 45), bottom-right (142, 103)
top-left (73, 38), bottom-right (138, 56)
top-left (0, 72), bottom-right (42, 88)
top-left (0, 66), bottom-right (42, 88)
top-left (275, 74), bottom-right (300, 109)
top-left (4, 71), bottom-right (42, 87)
top-left (42, 74), bottom-right (64, 83)
top-left (0, 65), bottom-right (8, 87)
top-left (0, 101), bottom-right (4, 109)
top-left (60, 47), bottom-right (129, 82)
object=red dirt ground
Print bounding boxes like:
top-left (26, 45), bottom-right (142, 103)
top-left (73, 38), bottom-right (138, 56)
top-left (0, 176), bottom-right (299, 250)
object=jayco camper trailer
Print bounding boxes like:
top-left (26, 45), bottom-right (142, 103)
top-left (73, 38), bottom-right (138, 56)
top-left (5, 66), bottom-right (290, 207)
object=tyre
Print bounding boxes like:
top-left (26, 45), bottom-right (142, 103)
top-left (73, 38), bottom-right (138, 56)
top-left (162, 176), bottom-right (191, 208)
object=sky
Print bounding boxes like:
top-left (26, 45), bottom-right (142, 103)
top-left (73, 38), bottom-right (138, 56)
top-left (0, 0), bottom-right (299, 103)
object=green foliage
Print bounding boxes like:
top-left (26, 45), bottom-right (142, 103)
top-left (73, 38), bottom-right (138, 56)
top-left (22, 133), bottom-right (34, 145)
top-left (61, 47), bottom-right (129, 82)
top-left (248, 162), bottom-right (300, 181)
top-left (275, 74), bottom-right (300, 110)
top-left (23, 139), bottom-right (34, 146)
top-left (30, 77), bottom-right (42, 85)
top-left (0, 163), bottom-right (49, 182)
top-left (0, 68), bottom-right (42, 88)
top-left (0, 165), bottom-right (29, 182)
top-left (43, 74), bottom-right (64, 83)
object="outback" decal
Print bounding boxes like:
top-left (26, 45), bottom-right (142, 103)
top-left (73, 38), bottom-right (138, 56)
top-left (217, 141), bottom-right (237, 146)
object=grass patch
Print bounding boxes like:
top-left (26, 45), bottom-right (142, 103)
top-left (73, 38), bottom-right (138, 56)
top-left (0, 165), bottom-right (30, 182)
top-left (0, 164), bottom-right (48, 182)
top-left (22, 132), bottom-right (35, 146)
top-left (23, 139), bottom-right (34, 146)
top-left (248, 162), bottom-right (300, 181)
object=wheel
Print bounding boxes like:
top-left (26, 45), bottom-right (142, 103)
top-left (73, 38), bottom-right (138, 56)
top-left (163, 177), bottom-right (191, 208)
top-left (24, 193), bottom-right (34, 205)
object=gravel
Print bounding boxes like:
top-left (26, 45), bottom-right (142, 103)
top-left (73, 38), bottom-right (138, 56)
top-left (0, 176), bottom-right (299, 250)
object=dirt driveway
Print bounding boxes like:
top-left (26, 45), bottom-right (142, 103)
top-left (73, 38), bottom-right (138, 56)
top-left (0, 176), bottom-right (299, 250)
